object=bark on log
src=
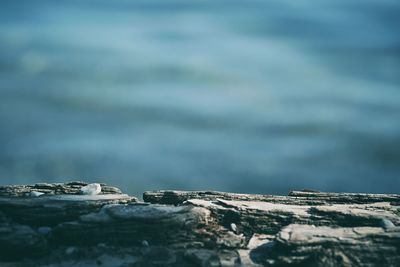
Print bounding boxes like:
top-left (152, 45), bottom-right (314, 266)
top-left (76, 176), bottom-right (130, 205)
top-left (0, 182), bottom-right (399, 266)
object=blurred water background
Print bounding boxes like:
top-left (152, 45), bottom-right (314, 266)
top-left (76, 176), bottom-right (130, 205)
top-left (1, 0), bottom-right (399, 197)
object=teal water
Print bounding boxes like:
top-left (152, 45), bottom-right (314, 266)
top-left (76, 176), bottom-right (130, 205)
top-left (0, 0), bottom-right (399, 197)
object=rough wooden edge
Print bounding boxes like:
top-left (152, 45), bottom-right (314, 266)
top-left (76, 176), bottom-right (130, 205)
top-left (0, 182), bottom-right (399, 267)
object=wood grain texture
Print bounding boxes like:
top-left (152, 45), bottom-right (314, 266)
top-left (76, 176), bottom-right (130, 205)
top-left (0, 182), bottom-right (399, 266)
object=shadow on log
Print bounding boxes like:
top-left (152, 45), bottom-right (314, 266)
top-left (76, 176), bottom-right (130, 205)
top-left (0, 182), bottom-right (399, 266)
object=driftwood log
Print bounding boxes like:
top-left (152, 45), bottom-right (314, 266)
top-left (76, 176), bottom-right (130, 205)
top-left (0, 182), bottom-right (399, 267)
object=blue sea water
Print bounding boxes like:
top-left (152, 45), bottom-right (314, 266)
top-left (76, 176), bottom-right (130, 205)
top-left (0, 0), bottom-right (399, 197)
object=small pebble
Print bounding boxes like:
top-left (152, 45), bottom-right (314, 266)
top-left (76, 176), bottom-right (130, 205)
top-left (79, 183), bottom-right (102, 195)
top-left (65, 246), bottom-right (77, 255)
top-left (380, 219), bottom-right (395, 229)
top-left (38, 226), bottom-right (52, 235)
top-left (230, 223), bottom-right (238, 233)
top-left (30, 191), bottom-right (45, 197)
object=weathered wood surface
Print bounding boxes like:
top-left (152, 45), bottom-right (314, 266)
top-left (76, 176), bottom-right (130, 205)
top-left (0, 182), bottom-right (399, 267)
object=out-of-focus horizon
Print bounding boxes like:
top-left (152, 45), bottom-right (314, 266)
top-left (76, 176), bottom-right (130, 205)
top-left (0, 0), bottom-right (399, 197)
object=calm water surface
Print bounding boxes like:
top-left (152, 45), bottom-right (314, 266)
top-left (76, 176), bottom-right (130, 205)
top-left (1, 0), bottom-right (399, 197)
